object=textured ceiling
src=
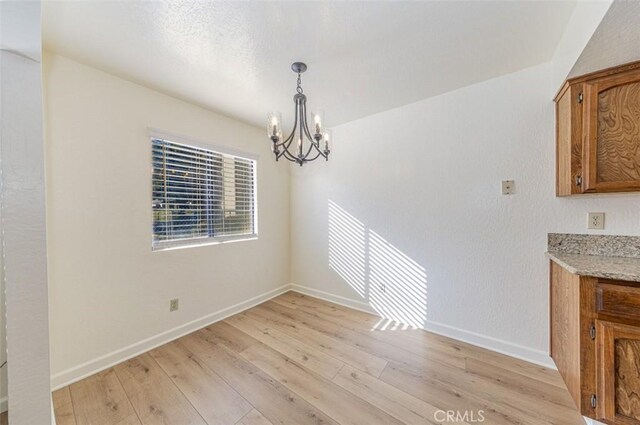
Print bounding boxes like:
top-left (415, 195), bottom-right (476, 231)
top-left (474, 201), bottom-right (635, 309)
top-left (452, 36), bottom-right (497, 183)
top-left (42, 1), bottom-right (576, 128)
top-left (570, 0), bottom-right (640, 78)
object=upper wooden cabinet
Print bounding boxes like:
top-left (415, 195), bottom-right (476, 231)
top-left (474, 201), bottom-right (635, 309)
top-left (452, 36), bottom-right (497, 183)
top-left (555, 61), bottom-right (640, 196)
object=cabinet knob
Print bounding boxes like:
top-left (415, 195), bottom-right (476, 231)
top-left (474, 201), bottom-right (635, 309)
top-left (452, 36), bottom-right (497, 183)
top-left (575, 175), bottom-right (582, 186)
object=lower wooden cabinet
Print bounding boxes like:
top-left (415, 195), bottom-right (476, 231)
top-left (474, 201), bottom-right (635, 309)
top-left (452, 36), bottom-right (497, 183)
top-left (596, 320), bottom-right (640, 424)
top-left (550, 261), bottom-right (640, 424)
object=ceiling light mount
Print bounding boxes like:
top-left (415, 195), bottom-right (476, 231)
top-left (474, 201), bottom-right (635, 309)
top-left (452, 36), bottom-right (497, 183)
top-left (267, 62), bottom-right (330, 166)
top-left (291, 62), bottom-right (307, 73)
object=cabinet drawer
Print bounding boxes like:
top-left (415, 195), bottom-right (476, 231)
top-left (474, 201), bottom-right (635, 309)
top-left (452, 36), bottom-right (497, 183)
top-left (596, 282), bottom-right (640, 321)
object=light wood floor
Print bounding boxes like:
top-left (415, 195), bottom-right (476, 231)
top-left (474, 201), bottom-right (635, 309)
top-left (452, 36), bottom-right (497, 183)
top-left (52, 292), bottom-right (585, 425)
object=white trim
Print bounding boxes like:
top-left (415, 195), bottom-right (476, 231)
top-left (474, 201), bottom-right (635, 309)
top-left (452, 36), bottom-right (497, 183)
top-left (152, 235), bottom-right (258, 252)
top-left (422, 316), bottom-right (555, 369)
top-left (290, 284), bottom-right (556, 369)
top-left (50, 284), bottom-right (290, 390)
top-left (289, 284), bottom-right (377, 314)
top-left (148, 127), bottom-right (260, 161)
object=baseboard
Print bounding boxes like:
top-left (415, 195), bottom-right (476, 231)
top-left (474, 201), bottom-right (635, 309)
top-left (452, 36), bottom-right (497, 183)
top-left (421, 316), bottom-right (555, 369)
top-left (290, 284), bottom-right (555, 369)
top-left (290, 284), bottom-right (378, 314)
top-left (50, 284), bottom-right (291, 390)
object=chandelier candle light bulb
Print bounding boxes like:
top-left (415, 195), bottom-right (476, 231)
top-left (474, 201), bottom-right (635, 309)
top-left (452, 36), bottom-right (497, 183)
top-left (313, 110), bottom-right (324, 136)
top-left (324, 129), bottom-right (331, 153)
top-left (267, 111), bottom-right (282, 138)
top-left (266, 62), bottom-right (331, 165)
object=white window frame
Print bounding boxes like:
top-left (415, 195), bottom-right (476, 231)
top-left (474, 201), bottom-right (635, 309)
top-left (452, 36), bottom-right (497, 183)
top-left (149, 128), bottom-right (259, 251)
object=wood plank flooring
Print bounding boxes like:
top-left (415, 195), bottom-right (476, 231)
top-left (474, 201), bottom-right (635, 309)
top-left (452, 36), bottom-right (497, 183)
top-left (53, 292), bottom-right (585, 425)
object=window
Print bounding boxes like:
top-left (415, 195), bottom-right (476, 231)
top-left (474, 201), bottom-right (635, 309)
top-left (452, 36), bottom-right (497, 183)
top-left (151, 135), bottom-right (257, 250)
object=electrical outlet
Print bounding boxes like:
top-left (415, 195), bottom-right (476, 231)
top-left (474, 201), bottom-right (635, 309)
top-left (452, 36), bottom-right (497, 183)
top-left (169, 298), bottom-right (179, 312)
top-left (501, 180), bottom-right (515, 195)
top-left (588, 212), bottom-right (605, 230)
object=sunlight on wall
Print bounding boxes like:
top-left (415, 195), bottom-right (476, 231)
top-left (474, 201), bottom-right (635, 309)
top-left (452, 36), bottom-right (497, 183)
top-left (369, 230), bottom-right (427, 328)
top-left (328, 200), bottom-right (427, 329)
top-left (328, 201), bottom-right (366, 296)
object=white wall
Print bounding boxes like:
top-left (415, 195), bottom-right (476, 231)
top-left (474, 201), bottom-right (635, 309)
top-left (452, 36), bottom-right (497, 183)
top-left (290, 61), bottom-right (640, 366)
top-left (0, 1), bottom-right (52, 425)
top-left (43, 53), bottom-right (290, 387)
top-left (1, 1), bottom-right (53, 422)
top-left (0, 208), bottom-right (5, 409)
top-left (0, 194), bottom-right (5, 409)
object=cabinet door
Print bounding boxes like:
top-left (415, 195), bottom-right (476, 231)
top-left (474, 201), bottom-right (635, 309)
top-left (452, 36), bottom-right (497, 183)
top-left (582, 68), bottom-right (640, 192)
top-left (556, 83), bottom-right (585, 195)
top-left (596, 320), bottom-right (640, 424)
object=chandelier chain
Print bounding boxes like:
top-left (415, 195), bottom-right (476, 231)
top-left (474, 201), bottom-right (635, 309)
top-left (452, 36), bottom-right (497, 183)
top-left (296, 73), bottom-right (303, 94)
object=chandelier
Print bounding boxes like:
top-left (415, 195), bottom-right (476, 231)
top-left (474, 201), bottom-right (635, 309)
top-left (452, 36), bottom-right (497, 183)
top-left (267, 62), bottom-right (331, 166)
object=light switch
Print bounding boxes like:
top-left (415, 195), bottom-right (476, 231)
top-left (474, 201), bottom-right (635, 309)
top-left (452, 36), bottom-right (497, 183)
top-left (588, 212), bottom-right (605, 230)
top-left (501, 180), bottom-right (515, 195)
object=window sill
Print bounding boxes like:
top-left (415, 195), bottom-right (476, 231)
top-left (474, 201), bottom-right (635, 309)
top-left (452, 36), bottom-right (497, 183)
top-left (152, 235), bottom-right (258, 252)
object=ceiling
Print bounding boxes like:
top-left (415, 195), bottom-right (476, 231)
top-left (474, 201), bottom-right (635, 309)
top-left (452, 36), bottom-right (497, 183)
top-left (42, 1), bottom-right (576, 129)
top-left (570, 0), bottom-right (640, 78)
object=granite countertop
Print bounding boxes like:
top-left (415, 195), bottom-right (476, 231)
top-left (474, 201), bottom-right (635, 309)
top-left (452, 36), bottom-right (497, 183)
top-left (547, 233), bottom-right (640, 282)
top-left (546, 251), bottom-right (640, 282)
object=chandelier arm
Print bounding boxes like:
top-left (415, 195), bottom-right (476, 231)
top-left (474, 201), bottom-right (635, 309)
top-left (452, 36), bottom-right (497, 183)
top-left (275, 130), bottom-right (296, 148)
top-left (286, 99), bottom-right (303, 153)
top-left (304, 152), bottom-right (322, 162)
top-left (301, 101), bottom-right (317, 145)
top-left (283, 128), bottom-right (327, 163)
top-left (309, 132), bottom-right (328, 157)
top-left (273, 138), bottom-right (295, 162)
top-left (274, 102), bottom-right (306, 162)
top-left (278, 149), bottom-right (298, 162)
top-left (299, 102), bottom-right (320, 159)
top-left (301, 137), bottom-right (328, 162)
top-left (275, 103), bottom-right (299, 149)
top-left (313, 135), bottom-right (330, 159)
top-left (312, 142), bottom-right (328, 157)
top-left (298, 103), bottom-right (305, 158)
top-left (279, 156), bottom-right (296, 163)
top-left (301, 134), bottom-right (316, 160)
top-left (304, 147), bottom-right (328, 162)
top-left (280, 139), bottom-right (328, 163)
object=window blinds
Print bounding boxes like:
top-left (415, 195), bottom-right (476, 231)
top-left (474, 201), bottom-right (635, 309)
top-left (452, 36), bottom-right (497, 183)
top-left (152, 138), bottom-right (256, 249)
